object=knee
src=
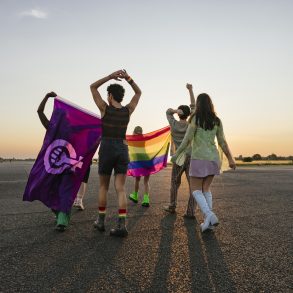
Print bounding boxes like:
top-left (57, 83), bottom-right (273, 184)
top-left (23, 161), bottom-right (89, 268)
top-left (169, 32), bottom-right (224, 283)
top-left (99, 183), bottom-right (109, 192)
top-left (115, 184), bottom-right (125, 194)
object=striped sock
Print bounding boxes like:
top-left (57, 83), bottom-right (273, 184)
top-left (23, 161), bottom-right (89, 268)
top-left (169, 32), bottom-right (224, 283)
top-left (118, 209), bottom-right (127, 218)
top-left (99, 207), bottom-right (106, 217)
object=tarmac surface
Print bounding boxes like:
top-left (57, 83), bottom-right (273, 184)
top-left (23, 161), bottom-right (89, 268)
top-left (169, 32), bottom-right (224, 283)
top-left (0, 162), bottom-right (292, 293)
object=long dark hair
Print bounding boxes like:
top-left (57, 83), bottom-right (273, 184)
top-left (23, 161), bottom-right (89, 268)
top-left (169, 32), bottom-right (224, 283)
top-left (189, 93), bottom-right (220, 130)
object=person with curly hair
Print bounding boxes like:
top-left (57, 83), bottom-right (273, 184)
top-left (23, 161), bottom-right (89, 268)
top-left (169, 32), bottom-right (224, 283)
top-left (90, 70), bottom-right (142, 237)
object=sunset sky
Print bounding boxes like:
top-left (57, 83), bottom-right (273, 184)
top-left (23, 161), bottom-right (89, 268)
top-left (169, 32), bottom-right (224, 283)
top-left (0, 0), bottom-right (292, 158)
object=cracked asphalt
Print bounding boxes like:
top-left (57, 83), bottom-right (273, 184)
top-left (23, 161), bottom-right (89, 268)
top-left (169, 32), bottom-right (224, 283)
top-left (0, 162), bottom-right (292, 292)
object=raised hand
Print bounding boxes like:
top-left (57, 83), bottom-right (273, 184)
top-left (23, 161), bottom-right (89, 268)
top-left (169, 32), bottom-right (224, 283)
top-left (186, 83), bottom-right (193, 90)
top-left (45, 92), bottom-right (57, 98)
top-left (109, 70), bottom-right (124, 81)
top-left (121, 69), bottom-right (130, 80)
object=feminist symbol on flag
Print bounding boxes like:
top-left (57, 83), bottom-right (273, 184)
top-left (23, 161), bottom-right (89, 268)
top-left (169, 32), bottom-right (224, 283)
top-left (44, 139), bottom-right (83, 174)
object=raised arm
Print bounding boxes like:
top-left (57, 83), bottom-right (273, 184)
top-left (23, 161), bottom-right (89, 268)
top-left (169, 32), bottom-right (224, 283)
top-left (123, 70), bottom-right (142, 114)
top-left (90, 70), bottom-right (124, 116)
top-left (37, 92), bottom-right (57, 129)
top-left (186, 83), bottom-right (195, 111)
top-left (166, 108), bottom-right (184, 127)
top-left (216, 120), bottom-right (236, 169)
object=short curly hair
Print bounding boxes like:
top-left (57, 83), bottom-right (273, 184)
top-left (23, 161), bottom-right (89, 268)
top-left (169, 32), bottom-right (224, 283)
top-left (107, 83), bottom-right (125, 103)
top-left (133, 126), bottom-right (143, 134)
top-left (178, 105), bottom-right (191, 120)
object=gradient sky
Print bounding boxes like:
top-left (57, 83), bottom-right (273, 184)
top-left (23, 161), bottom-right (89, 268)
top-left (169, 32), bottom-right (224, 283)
top-left (0, 0), bottom-right (292, 158)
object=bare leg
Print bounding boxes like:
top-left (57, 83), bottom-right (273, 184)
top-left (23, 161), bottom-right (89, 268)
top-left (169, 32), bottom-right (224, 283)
top-left (94, 175), bottom-right (111, 231)
top-left (114, 174), bottom-right (127, 210)
top-left (202, 175), bottom-right (214, 192)
top-left (189, 176), bottom-right (204, 192)
top-left (135, 176), bottom-right (141, 193)
top-left (77, 182), bottom-right (87, 200)
top-left (142, 175), bottom-right (150, 207)
top-left (143, 175), bottom-right (150, 195)
top-left (73, 182), bottom-right (87, 210)
top-left (110, 173), bottom-right (128, 237)
top-left (98, 175), bottom-right (111, 208)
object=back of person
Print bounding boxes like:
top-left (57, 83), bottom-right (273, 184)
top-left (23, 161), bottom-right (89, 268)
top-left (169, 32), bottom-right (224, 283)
top-left (171, 92), bottom-right (236, 233)
top-left (190, 116), bottom-right (221, 162)
top-left (102, 105), bottom-right (130, 139)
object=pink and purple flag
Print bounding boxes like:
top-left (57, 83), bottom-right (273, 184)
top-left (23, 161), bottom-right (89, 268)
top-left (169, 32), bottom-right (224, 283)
top-left (23, 97), bottom-right (101, 213)
top-left (127, 126), bottom-right (171, 177)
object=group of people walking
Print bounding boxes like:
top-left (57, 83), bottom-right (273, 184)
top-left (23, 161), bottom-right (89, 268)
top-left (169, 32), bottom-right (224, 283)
top-left (38, 69), bottom-right (235, 236)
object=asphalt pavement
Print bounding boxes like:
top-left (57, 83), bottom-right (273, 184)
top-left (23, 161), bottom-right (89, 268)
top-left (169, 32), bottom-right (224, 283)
top-left (0, 162), bottom-right (292, 292)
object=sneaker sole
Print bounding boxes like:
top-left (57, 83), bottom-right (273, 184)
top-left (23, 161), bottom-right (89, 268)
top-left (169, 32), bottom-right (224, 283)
top-left (55, 225), bottom-right (66, 232)
top-left (109, 231), bottom-right (128, 237)
top-left (93, 224), bottom-right (105, 232)
top-left (129, 197), bottom-right (138, 203)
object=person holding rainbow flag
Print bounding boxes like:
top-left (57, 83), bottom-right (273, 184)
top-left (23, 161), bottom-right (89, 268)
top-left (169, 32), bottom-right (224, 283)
top-left (128, 126), bottom-right (151, 207)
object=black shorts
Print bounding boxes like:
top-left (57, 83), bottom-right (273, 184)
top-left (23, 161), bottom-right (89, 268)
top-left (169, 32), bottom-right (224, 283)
top-left (98, 138), bottom-right (129, 175)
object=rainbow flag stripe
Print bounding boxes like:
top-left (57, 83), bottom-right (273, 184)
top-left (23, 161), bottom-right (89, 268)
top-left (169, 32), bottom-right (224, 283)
top-left (127, 126), bottom-right (171, 177)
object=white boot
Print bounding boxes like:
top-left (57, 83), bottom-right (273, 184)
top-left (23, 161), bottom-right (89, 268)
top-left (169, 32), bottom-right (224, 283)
top-left (203, 191), bottom-right (212, 210)
top-left (203, 191), bottom-right (216, 230)
top-left (193, 190), bottom-right (218, 232)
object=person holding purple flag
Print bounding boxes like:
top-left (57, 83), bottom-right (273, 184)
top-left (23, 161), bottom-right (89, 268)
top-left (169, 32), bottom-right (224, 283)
top-left (24, 92), bottom-right (102, 231)
top-left (91, 69), bottom-right (142, 237)
top-left (36, 91), bottom-right (71, 230)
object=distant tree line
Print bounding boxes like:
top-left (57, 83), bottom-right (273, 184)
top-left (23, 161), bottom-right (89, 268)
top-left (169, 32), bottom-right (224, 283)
top-left (235, 154), bottom-right (293, 162)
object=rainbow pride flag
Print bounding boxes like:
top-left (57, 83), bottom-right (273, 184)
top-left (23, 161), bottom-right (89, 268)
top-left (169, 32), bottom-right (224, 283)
top-left (127, 126), bottom-right (171, 177)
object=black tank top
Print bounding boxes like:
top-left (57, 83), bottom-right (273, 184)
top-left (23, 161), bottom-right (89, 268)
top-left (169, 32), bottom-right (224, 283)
top-left (102, 105), bottom-right (130, 139)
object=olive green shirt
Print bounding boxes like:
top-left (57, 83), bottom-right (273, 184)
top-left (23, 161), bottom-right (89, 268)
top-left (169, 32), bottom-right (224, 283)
top-left (166, 104), bottom-right (195, 156)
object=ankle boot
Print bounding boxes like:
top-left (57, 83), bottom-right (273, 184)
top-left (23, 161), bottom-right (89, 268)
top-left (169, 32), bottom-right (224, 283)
top-left (110, 217), bottom-right (128, 237)
top-left (94, 214), bottom-right (105, 232)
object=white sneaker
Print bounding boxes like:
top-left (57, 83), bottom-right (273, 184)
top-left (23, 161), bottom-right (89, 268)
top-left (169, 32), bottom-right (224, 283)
top-left (73, 198), bottom-right (84, 210)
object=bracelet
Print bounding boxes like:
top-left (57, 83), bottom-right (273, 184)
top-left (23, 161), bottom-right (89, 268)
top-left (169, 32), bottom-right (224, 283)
top-left (127, 76), bottom-right (134, 85)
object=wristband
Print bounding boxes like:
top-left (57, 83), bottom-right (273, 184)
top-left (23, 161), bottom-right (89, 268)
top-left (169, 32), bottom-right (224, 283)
top-left (127, 76), bottom-right (134, 85)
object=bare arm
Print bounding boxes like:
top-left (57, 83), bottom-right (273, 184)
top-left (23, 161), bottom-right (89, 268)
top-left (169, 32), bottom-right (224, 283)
top-left (216, 121), bottom-right (236, 169)
top-left (123, 71), bottom-right (142, 115)
top-left (186, 83), bottom-right (195, 111)
top-left (166, 108), bottom-right (183, 127)
top-left (90, 70), bottom-right (124, 116)
top-left (37, 92), bottom-right (56, 129)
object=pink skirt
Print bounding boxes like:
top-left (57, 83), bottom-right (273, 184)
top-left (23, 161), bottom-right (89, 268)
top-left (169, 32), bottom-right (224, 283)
top-left (189, 159), bottom-right (220, 178)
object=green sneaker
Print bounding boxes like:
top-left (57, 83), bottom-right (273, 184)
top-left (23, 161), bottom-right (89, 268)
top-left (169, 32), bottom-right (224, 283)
top-left (142, 194), bottom-right (150, 207)
top-left (55, 211), bottom-right (70, 232)
top-left (129, 192), bottom-right (138, 203)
